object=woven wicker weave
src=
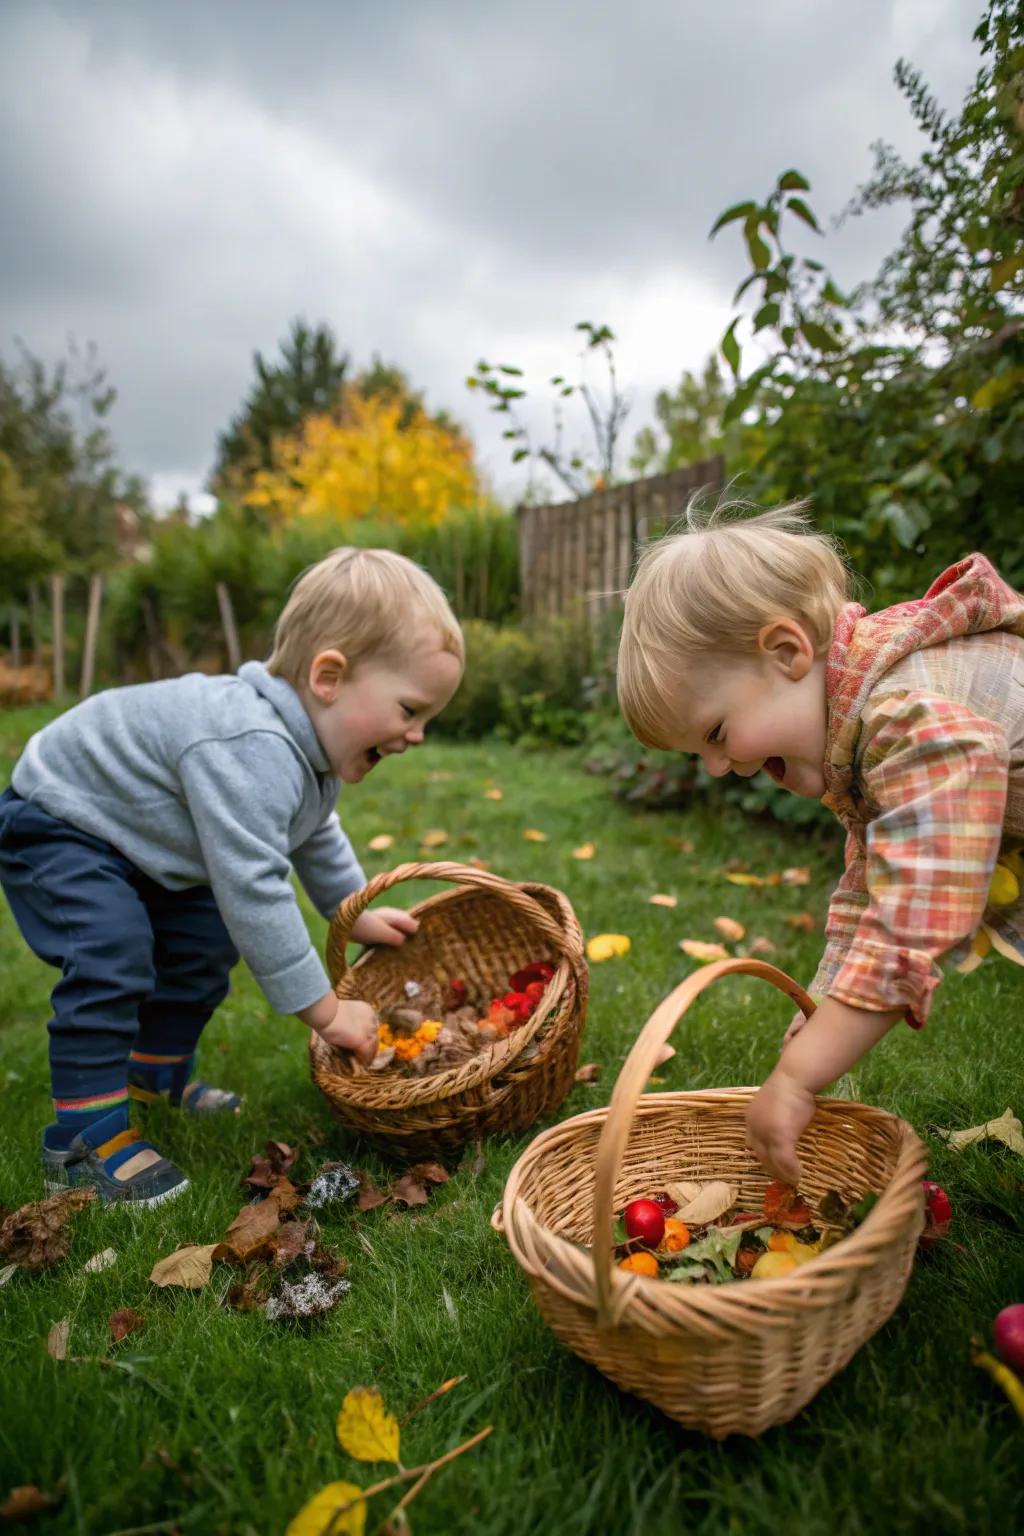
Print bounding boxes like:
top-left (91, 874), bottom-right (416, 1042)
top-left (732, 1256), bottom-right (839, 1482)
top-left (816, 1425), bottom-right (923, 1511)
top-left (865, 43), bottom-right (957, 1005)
top-left (310, 860), bottom-right (588, 1157)
top-left (496, 958), bottom-right (927, 1438)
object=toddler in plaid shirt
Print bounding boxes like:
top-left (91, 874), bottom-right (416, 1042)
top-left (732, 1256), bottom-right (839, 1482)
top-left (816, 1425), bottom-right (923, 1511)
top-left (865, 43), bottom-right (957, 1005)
top-left (617, 501), bottom-right (1024, 1183)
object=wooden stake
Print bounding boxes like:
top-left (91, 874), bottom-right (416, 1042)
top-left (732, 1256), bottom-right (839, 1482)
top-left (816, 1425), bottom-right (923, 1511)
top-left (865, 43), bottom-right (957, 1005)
top-left (10, 608), bottom-right (21, 670)
top-left (51, 574), bottom-right (65, 702)
top-left (29, 581), bottom-right (41, 666)
top-left (79, 574), bottom-right (103, 699)
top-left (216, 581), bottom-right (241, 672)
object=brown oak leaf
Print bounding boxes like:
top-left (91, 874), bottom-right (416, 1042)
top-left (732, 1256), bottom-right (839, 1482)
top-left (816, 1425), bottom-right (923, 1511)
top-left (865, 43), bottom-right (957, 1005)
top-left (391, 1173), bottom-right (430, 1207)
top-left (356, 1172), bottom-right (389, 1212)
top-left (0, 1484), bottom-right (60, 1519)
top-left (109, 1307), bottom-right (146, 1344)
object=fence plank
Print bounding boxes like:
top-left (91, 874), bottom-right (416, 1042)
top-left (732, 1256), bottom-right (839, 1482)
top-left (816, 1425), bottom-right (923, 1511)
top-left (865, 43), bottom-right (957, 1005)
top-left (79, 574), bottom-right (103, 699)
top-left (216, 581), bottom-right (242, 672)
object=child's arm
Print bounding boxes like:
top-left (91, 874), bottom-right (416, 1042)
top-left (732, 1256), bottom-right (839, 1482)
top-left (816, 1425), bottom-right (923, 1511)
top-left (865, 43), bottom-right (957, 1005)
top-left (747, 997), bottom-right (903, 1182)
top-left (292, 811), bottom-right (420, 948)
top-left (298, 992), bottom-right (379, 1065)
top-left (785, 828), bottom-right (868, 1044)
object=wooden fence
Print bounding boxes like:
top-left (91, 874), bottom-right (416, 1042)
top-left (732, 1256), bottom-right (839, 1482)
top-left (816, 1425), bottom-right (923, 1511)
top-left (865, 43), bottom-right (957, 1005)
top-left (516, 456), bottom-right (724, 622)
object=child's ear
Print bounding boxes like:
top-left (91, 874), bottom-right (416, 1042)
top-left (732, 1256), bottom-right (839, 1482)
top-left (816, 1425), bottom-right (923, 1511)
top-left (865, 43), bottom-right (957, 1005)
top-left (308, 649), bottom-right (349, 703)
top-left (756, 619), bottom-right (815, 680)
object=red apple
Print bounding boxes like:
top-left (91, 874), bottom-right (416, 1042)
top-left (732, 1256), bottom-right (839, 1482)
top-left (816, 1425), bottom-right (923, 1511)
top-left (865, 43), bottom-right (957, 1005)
top-left (623, 1198), bottom-right (666, 1249)
top-left (993, 1303), bottom-right (1024, 1376)
top-left (918, 1179), bottom-right (951, 1251)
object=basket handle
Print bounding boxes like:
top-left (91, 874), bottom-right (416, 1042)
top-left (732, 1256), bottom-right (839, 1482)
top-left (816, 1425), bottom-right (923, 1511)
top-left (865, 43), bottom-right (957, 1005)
top-left (326, 859), bottom-right (582, 990)
top-left (592, 958), bottom-right (816, 1325)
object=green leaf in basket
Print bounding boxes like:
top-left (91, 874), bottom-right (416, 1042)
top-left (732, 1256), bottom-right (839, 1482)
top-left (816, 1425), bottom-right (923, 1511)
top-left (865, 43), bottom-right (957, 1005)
top-left (612, 1216), bottom-right (628, 1246)
top-left (665, 1224), bottom-right (745, 1284)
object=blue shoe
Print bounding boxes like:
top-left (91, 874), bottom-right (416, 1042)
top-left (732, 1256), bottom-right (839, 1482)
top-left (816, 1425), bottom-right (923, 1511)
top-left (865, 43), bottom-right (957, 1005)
top-left (41, 1108), bottom-right (189, 1207)
top-left (128, 1052), bottom-right (242, 1115)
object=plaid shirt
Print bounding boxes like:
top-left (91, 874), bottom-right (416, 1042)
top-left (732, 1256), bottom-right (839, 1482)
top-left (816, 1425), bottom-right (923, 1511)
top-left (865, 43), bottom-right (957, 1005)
top-left (812, 555), bottom-right (1024, 1026)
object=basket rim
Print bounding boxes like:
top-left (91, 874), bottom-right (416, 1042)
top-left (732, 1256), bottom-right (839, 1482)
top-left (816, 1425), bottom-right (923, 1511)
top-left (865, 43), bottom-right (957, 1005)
top-left (313, 877), bottom-right (586, 1109)
top-left (499, 1087), bottom-right (927, 1335)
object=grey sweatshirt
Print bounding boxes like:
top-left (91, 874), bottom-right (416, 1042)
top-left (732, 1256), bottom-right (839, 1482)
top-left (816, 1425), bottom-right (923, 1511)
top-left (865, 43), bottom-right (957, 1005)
top-left (12, 662), bottom-right (365, 1013)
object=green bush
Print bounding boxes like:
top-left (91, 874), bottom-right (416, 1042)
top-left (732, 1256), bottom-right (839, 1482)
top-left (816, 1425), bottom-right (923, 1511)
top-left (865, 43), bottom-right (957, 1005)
top-left (434, 616), bottom-right (594, 744)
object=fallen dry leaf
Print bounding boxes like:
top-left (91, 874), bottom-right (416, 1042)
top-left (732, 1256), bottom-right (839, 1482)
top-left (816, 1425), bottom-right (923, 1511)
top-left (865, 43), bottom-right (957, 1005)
top-left (649, 893), bottom-right (678, 909)
top-left (336, 1385), bottom-right (401, 1463)
top-left (420, 829), bottom-right (449, 849)
top-left (664, 1180), bottom-right (703, 1205)
top-left (523, 828), bottom-right (548, 842)
top-left (83, 1247), bottom-right (117, 1274)
top-left (782, 867), bottom-right (811, 886)
top-left (746, 935), bottom-right (777, 956)
top-left (676, 1181), bottom-right (737, 1224)
top-left (466, 855), bottom-right (490, 871)
top-left (483, 788), bottom-right (503, 801)
top-left (149, 1243), bottom-right (219, 1290)
top-left (408, 1161), bottom-right (449, 1187)
top-left (391, 1173), bottom-right (430, 1208)
top-left (937, 1107), bottom-right (1024, 1157)
top-left (679, 939), bottom-right (729, 962)
top-left (367, 833), bottom-right (394, 851)
top-left (0, 1187), bottom-right (95, 1272)
top-left (270, 1219), bottom-right (317, 1271)
top-left (109, 1307), bottom-right (146, 1344)
top-left (0, 1263), bottom-right (18, 1288)
top-left (713, 916), bottom-right (745, 942)
top-left (666, 837), bottom-right (695, 853)
top-left (46, 1318), bottom-right (70, 1360)
top-left (0, 1485), bottom-right (59, 1520)
top-left (356, 1172), bottom-right (389, 1212)
top-left (285, 1479), bottom-right (366, 1536)
top-left (216, 1196), bottom-right (288, 1264)
top-left (574, 1062), bottom-right (600, 1084)
top-left (786, 911), bottom-right (819, 932)
top-left (572, 842), bottom-right (596, 860)
top-left (244, 1140), bottom-right (298, 1192)
top-left (724, 871), bottom-right (776, 887)
top-left (586, 932), bottom-right (631, 962)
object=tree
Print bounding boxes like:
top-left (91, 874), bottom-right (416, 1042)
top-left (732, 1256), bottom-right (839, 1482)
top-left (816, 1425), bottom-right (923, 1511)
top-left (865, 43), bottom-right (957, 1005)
top-left (0, 340), bottom-right (146, 587)
top-left (243, 389), bottom-right (479, 527)
top-left (630, 354), bottom-right (740, 475)
top-left (212, 318), bottom-right (350, 495)
top-left (709, 0), bottom-right (1024, 600)
top-left (0, 451), bottom-right (59, 603)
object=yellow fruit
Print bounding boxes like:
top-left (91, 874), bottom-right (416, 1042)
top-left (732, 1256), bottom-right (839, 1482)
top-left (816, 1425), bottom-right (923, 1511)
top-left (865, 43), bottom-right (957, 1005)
top-left (618, 1251), bottom-right (659, 1277)
top-left (751, 1251), bottom-right (798, 1279)
top-left (988, 863), bottom-right (1020, 907)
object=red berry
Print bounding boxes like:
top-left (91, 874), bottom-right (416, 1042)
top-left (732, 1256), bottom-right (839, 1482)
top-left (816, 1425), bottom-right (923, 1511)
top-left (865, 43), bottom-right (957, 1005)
top-left (918, 1179), bottom-right (952, 1251)
top-left (993, 1303), bottom-right (1024, 1376)
top-left (650, 1191), bottom-right (680, 1216)
top-left (623, 1199), bottom-right (666, 1249)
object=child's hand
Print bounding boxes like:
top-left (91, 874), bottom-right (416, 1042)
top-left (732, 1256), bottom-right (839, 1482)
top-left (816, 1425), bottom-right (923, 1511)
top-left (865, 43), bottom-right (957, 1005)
top-left (313, 999), bottom-right (380, 1065)
top-left (351, 907), bottom-right (420, 947)
top-left (745, 1068), bottom-right (817, 1184)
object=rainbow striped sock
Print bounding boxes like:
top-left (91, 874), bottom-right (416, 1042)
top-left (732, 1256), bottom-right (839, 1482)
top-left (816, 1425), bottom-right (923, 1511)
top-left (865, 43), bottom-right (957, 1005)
top-left (53, 1087), bottom-right (129, 1134)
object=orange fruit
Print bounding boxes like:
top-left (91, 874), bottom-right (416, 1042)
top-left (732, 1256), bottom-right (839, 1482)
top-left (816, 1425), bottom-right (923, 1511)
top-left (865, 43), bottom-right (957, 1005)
top-left (618, 1250), bottom-right (659, 1277)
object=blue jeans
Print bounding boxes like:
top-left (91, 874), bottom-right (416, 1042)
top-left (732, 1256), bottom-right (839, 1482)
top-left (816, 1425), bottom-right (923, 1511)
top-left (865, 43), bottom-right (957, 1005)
top-left (0, 788), bottom-right (238, 1103)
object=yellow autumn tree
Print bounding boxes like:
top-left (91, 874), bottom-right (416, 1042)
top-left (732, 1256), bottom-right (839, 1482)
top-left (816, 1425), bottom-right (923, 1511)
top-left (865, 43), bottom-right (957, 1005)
top-left (244, 390), bottom-right (479, 527)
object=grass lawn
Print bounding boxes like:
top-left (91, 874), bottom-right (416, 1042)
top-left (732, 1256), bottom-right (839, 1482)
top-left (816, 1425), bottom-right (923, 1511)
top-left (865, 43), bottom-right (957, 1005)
top-left (1, 704), bottom-right (1021, 1535)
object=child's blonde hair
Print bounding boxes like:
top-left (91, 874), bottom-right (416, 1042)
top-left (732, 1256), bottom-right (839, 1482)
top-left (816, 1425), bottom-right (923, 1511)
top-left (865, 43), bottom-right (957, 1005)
top-left (267, 547), bottom-right (464, 686)
top-left (618, 499), bottom-right (852, 748)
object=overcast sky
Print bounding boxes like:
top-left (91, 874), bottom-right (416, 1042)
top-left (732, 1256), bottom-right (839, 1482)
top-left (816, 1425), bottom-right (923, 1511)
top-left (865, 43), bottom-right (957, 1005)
top-left (0, 0), bottom-right (981, 510)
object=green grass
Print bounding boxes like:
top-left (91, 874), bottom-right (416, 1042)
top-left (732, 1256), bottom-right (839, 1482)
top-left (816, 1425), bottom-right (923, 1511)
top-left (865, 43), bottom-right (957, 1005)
top-left (0, 705), bottom-right (1021, 1535)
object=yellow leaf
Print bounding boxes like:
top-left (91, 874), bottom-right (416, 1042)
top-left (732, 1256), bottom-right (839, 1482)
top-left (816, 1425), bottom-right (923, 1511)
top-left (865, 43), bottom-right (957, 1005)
top-left (713, 916), bottom-right (745, 941)
top-left (988, 862), bottom-right (1020, 907)
top-left (724, 871), bottom-right (773, 887)
top-left (972, 1341), bottom-right (1024, 1423)
top-left (679, 939), bottom-right (729, 962)
top-left (523, 828), bottom-right (548, 842)
top-left (937, 1107), bottom-right (1024, 1157)
top-left (572, 842), bottom-right (596, 860)
top-left (286, 1481), bottom-right (367, 1536)
top-left (420, 829), bottom-right (449, 849)
top-left (149, 1244), bottom-right (218, 1290)
top-left (586, 932), bottom-right (630, 962)
top-left (483, 788), bottom-right (503, 801)
top-left (648, 893), bottom-right (677, 908)
top-left (367, 834), bottom-right (394, 851)
top-left (336, 1386), bottom-right (400, 1463)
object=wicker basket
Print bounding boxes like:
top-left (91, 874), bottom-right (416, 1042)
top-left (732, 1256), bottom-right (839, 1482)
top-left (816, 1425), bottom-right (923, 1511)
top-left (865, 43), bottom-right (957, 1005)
top-left (496, 957), bottom-right (927, 1438)
top-left (310, 860), bottom-right (588, 1158)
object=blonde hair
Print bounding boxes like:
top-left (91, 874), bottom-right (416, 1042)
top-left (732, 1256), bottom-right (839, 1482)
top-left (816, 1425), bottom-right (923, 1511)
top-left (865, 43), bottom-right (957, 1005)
top-left (618, 498), bottom-right (852, 748)
top-left (267, 547), bottom-right (464, 686)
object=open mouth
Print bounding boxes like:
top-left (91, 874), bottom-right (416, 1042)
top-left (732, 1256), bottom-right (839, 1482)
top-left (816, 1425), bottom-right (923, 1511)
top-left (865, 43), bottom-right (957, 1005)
top-left (763, 757), bottom-right (786, 784)
top-left (365, 747), bottom-right (382, 768)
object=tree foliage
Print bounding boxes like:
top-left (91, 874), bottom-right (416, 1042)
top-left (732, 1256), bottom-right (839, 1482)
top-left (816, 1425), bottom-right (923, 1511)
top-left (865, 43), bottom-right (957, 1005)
top-left (242, 388), bottom-right (480, 528)
top-left (0, 341), bottom-right (146, 597)
top-left (711, 0), bottom-right (1024, 601)
top-left (630, 353), bottom-right (742, 476)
